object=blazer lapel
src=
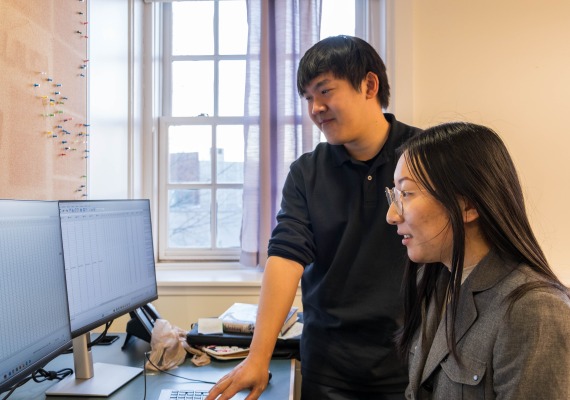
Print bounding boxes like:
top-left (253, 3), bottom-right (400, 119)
top-left (420, 271), bottom-right (479, 383)
top-left (419, 250), bottom-right (517, 385)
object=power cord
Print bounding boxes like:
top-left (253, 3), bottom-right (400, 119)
top-left (63, 320), bottom-right (114, 354)
top-left (32, 367), bottom-right (73, 383)
top-left (0, 367), bottom-right (73, 400)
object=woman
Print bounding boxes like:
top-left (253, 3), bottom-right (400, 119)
top-left (385, 122), bottom-right (570, 399)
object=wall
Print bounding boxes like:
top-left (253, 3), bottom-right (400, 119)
top-left (0, 0), bottom-right (88, 200)
top-left (411, 0), bottom-right (570, 282)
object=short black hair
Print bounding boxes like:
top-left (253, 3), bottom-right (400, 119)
top-left (297, 35), bottom-right (390, 108)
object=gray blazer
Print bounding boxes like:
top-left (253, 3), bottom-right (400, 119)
top-left (406, 250), bottom-right (570, 400)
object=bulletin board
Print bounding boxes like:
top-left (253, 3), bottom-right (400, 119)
top-left (0, 0), bottom-right (89, 200)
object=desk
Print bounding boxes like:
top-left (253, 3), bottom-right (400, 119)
top-left (8, 334), bottom-right (294, 400)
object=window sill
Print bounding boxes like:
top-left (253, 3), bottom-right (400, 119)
top-left (155, 262), bottom-right (265, 295)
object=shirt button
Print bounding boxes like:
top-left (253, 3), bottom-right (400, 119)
top-left (367, 175), bottom-right (372, 181)
top-left (473, 375), bottom-right (479, 381)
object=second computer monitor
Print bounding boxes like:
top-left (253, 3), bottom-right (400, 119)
top-left (58, 199), bottom-right (158, 338)
top-left (0, 200), bottom-right (71, 394)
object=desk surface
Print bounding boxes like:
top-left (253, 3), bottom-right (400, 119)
top-left (7, 333), bottom-right (294, 400)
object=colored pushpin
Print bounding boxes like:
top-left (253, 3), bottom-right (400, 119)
top-left (33, 83), bottom-right (40, 87)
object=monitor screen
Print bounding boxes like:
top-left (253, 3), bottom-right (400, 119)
top-left (58, 199), bottom-right (158, 337)
top-left (0, 200), bottom-right (72, 394)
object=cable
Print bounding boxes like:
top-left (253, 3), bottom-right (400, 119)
top-left (88, 321), bottom-right (114, 347)
top-left (0, 367), bottom-right (73, 400)
top-left (1, 376), bottom-right (32, 400)
top-left (31, 367), bottom-right (73, 383)
top-left (63, 320), bottom-right (114, 354)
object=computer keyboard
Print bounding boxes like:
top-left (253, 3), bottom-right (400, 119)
top-left (158, 388), bottom-right (209, 400)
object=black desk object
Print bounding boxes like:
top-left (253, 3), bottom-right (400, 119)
top-left (6, 333), bottom-right (294, 400)
top-left (186, 324), bottom-right (300, 360)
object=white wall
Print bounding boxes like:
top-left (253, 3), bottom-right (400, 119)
top-left (409, 0), bottom-right (570, 283)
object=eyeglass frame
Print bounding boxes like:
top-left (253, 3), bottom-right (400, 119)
top-left (385, 187), bottom-right (404, 216)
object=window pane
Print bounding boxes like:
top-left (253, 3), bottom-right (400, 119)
top-left (172, 1), bottom-right (214, 55)
top-left (216, 188), bottom-right (242, 248)
top-left (216, 125), bottom-right (244, 183)
top-left (219, 0), bottom-right (247, 55)
top-left (168, 189), bottom-right (211, 248)
top-left (169, 125), bottom-right (212, 183)
top-left (172, 61), bottom-right (214, 117)
top-left (219, 60), bottom-right (246, 116)
top-left (320, 0), bottom-right (355, 38)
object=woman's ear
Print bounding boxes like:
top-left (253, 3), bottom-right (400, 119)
top-left (460, 197), bottom-right (479, 223)
top-left (364, 71), bottom-right (379, 99)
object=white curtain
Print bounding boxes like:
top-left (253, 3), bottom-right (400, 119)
top-left (240, 0), bottom-right (322, 267)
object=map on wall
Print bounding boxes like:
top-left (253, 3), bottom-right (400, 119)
top-left (0, 0), bottom-right (89, 200)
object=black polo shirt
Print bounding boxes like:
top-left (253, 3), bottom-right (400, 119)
top-left (268, 114), bottom-right (420, 392)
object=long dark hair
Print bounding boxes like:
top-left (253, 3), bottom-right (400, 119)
top-left (395, 122), bottom-right (568, 361)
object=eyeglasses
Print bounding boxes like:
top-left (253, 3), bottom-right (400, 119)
top-left (385, 187), bottom-right (404, 216)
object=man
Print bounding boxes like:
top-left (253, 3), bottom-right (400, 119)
top-left (207, 35), bottom-right (420, 400)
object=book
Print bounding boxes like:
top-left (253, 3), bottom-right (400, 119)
top-left (219, 303), bottom-right (299, 335)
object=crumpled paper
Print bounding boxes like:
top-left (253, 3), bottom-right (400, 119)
top-left (145, 319), bottom-right (210, 371)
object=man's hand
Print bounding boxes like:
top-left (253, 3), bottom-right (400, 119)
top-left (205, 356), bottom-right (271, 400)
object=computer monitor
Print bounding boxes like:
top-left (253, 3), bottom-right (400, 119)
top-left (46, 199), bottom-right (158, 397)
top-left (0, 200), bottom-right (72, 395)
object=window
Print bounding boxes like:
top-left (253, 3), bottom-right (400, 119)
top-left (159, 0), bottom-right (363, 262)
top-left (159, 0), bottom-right (248, 261)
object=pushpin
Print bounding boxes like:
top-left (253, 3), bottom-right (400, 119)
top-left (33, 83), bottom-right (40, 87)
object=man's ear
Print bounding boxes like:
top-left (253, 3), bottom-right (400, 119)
top-left (364, 71), bottom-right (379, 99)
top-left (460, 197), bottom-right (480, 223)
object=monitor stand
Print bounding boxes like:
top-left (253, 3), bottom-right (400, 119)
top-left (45, 333), bottom-right (142, 397)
